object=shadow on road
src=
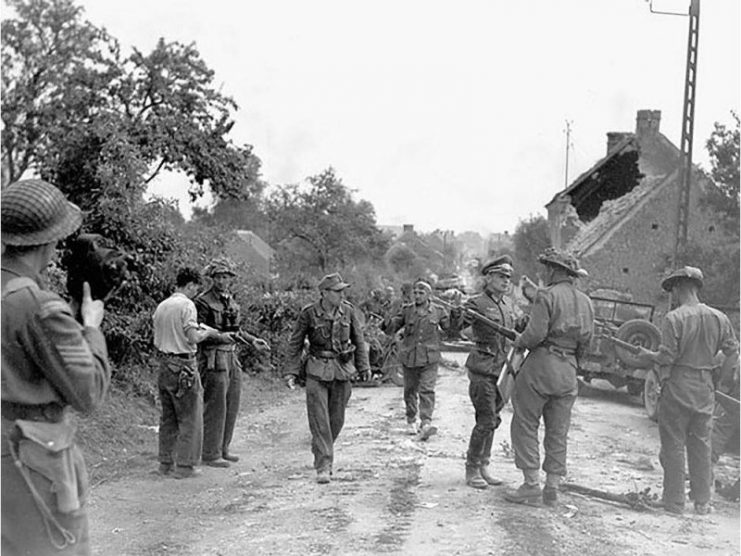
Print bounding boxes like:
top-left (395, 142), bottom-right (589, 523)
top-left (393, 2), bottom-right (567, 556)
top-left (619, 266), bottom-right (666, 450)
top-left (577, 379), bottom-right (643, 409)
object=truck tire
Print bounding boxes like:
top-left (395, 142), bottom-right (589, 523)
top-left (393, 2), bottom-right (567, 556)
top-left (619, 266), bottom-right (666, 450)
top-left (614, 319), bottom-right (662, 368)
top-left (644, 368), bottom-right (660, 422)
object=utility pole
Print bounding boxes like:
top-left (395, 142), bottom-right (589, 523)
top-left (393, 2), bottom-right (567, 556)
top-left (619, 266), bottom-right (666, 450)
top-left (649, 0), bottom-right (701, 267)
top-left (564, 120), bottom-right (573, 188)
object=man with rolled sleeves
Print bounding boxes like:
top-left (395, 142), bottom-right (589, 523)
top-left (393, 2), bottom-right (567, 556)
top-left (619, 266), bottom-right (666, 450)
top-left (635, 266), bottom-right (738, 515)
top-left (459, 255), bottom-right (520, 489)
top-left (153, 267), bottom-right (220, 479)
top-left (505, 248), bottom-right (593, 506)
top-left (1, 179), bottom-right (111, 555)
top-left (386, 279), bottom-right (451, 440)
top-left (195, 257), bottom-right (269, 468)
top-left (284, 273), bottom-right (371, 483)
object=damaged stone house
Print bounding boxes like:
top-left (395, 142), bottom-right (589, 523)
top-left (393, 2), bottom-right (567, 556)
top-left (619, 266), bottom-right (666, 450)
top-left (546, 109), bottom-right (730, 309)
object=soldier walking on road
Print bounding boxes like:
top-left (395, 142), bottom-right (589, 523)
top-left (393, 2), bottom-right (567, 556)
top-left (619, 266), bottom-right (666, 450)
top-left (386, 279), bottom-right (451, 440)
top-left (1, 179), bottom-right (111, 556)
top-left (458, 255), bottom-right (521, 489)
top-left (153, 267), bottom-right (220, 479)
top-left (284, 273), bottom-right (371, 484)
top-left (635, 266), bottom-right (738, 515)
top-left (505, 248), bottom-right (593, 506)
top-left (195, 257), bottom-right (269, 468)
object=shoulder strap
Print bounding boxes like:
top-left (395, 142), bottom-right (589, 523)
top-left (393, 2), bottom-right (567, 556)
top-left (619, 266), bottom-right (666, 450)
top-left (2, 276), bottom-right (38, 300)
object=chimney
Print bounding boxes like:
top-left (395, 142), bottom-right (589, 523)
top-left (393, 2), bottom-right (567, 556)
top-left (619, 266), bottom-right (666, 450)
top-left (635, 109), bottom-right (661, 138)
top-left (403, 224), bottom-right (414, 233)
top-left (606, 132), bottom-right (632, 154)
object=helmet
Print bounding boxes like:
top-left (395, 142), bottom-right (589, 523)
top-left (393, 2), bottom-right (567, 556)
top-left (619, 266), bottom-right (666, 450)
top-left (1, 179), bottom-right (82, 246)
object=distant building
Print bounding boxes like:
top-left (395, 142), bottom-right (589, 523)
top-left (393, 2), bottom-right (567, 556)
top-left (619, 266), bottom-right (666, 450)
top-left (546, 109), bottom-right (731, 308)
top-left (225, 230), bottom-right (274, 279)
top-left (487, 231), bottom-right (513, 256)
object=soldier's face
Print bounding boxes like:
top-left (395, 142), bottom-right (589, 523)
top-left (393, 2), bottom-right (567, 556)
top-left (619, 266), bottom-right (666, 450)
top-left (485, 271), bottom-right (511, 295)
top-left (212, 273), bottom-right (232, 293)
top-left (323, 288), bottom-right (343, 307)
top-left (413, 287), bottom-right (430, 305)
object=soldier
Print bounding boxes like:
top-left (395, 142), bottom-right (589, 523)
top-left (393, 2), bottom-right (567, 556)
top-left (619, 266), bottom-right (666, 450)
top-left (153, 267), bottom-right (220, 479)
top-left (195, 257), bottom-right (269, 468)
top-left (386, 279), bottom-right (451, 440)
top-left (505, 248), bottom-right (593, 506)
top-left (1, 179), bottom-right (111, 555)
top-left (635, 266), bottom-right (738, 515)
top-left (459, 255), bottom-right (521, 489)
top-left (284, 273), bottom-right (371, 483)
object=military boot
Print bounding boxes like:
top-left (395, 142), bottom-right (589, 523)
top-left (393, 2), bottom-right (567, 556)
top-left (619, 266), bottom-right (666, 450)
top-left (504, 483), bottom-right (542, 505)
top-left (465, 465), bottom-right (488, 489)
top-left (479, 466), bottom-right (503, 486)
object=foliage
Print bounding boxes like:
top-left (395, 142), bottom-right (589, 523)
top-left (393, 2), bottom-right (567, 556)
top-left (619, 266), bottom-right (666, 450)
top-left (701, 111), bottom-right (740, 234)
top-left (265, 167), bottom-right (390, 275)
top-left (671, 240), bottom-right (739, 310)
top-left (512, 215), bottom-right (551, 281)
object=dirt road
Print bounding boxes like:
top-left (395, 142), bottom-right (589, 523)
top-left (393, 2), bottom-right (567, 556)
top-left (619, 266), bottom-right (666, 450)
top-left (89, 353), bottom-right (739, 555)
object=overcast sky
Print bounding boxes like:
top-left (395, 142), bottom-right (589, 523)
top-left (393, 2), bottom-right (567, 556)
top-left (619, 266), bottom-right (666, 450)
top-left (76, 0), bottom-right (740, 235)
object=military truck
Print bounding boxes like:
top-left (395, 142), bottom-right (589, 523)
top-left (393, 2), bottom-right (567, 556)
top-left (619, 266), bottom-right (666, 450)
top-left (579, 296), bottom-right (663, 420)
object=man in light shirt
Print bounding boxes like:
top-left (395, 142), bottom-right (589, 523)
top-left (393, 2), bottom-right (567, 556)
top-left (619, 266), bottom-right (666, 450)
top-left (153, 267), bottom-right (220, 479)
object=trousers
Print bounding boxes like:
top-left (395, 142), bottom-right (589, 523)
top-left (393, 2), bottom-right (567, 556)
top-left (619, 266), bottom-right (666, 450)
top-left (201, 352), bottom-right (242, 461)
top-left (158, 356), bottom-right (203, 467)
top-left (659, 368), bottom-right (714, 508)
top-left (510, 347), bottom-right (577, 477)
top-left (403, 363), bottom-right (438, 425)
top-left (466, 371), bottom-right (503, 468)
top-left (306, 377), bottom-right (352, 472)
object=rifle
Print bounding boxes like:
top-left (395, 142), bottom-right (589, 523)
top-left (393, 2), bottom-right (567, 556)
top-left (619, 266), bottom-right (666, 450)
top-left (716, 390), bottom-right (740, 420)
top-left (603, 335), bottom-right (642, 355)
top-left (433, 296), bottom-right (518, 341)
top-left (497, 346), bottom-right (527, 405)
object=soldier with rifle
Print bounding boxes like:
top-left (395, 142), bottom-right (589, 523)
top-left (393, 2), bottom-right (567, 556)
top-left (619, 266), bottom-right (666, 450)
top-left (454, 255), bottom-right (525, 489)
top-left (195, 257), bottom-right (269, 468)
top-left (505, 248), bottom-right (593, 507)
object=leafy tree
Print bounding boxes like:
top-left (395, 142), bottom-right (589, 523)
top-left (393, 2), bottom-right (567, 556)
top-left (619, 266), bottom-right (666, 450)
top-left (701, 111), bottom-right (740, 232)
top-left (512, 215), bottom-right (551, 281)
top-left (265, 168), bottom-right (390, 274)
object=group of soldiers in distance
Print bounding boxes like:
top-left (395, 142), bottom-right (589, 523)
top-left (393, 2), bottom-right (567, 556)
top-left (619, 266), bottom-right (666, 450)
top-left (0, 177), bottom-right (738, 556)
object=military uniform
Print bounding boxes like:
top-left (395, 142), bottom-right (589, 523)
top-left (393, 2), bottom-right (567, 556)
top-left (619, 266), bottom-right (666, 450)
top-left (285, 274), bottom-right (369, 478)
top-left (195, 284), bottom-right (245, 463)
top-left (461, 288), bottom-right (517, 472)
top-left (508, 248), bottom-right (593, 505)
top-left (386, 295), bottom-right (450, 433)
top-left (651, 267), bottom-right (738, 513)
top-left (1, 179), bottom-right (111, 556)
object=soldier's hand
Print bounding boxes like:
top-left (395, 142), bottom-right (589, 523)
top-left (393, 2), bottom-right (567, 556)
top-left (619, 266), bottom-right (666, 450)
top-left (285, 375), bottom-right (297, 390)
top-left (253, 338), bottom-right (271, 352)
top-left (80, 282), bottom-right (105, 328)
top-left (360, 369), bottom-right (372, 382)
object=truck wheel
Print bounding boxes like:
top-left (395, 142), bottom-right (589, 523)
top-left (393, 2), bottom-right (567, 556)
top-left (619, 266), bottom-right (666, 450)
top-left (643, 369), bottom-right (660, 422)
top-left (614, 319), bottom-right (662, 368)
top-left (382, 343), bottom-right (404, 387)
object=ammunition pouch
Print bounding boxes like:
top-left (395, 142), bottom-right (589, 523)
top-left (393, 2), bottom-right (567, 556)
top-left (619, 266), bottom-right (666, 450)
top-left (338, 345), bottom-right (356, 364)
top-left (11, 419), bottom-right (85, 515)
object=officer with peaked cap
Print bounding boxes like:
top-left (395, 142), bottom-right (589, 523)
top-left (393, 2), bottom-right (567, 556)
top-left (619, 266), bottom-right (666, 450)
top-left (195, 256), bottom-right (268, 468)
top-left (457, 254), bottom-right (525, 489)
top-left (634, 266), bottom-right (738, 515)
top-left (1, 179), bottom-right (111, 555)
top-left (284, 273), bottom-right (370, 484)
top-left (506, 248), bottom-right (594, 506)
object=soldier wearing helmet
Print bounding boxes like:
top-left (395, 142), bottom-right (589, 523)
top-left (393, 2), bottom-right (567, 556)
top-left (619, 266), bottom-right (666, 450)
top-left (1, 179), bottom-right (110, 555)
top-left (634, 266), bottom-right (738, 515)
top-left (506, 248), bottom-right (594, 507)
top-left (195, 257), bottom-right (268, 468)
